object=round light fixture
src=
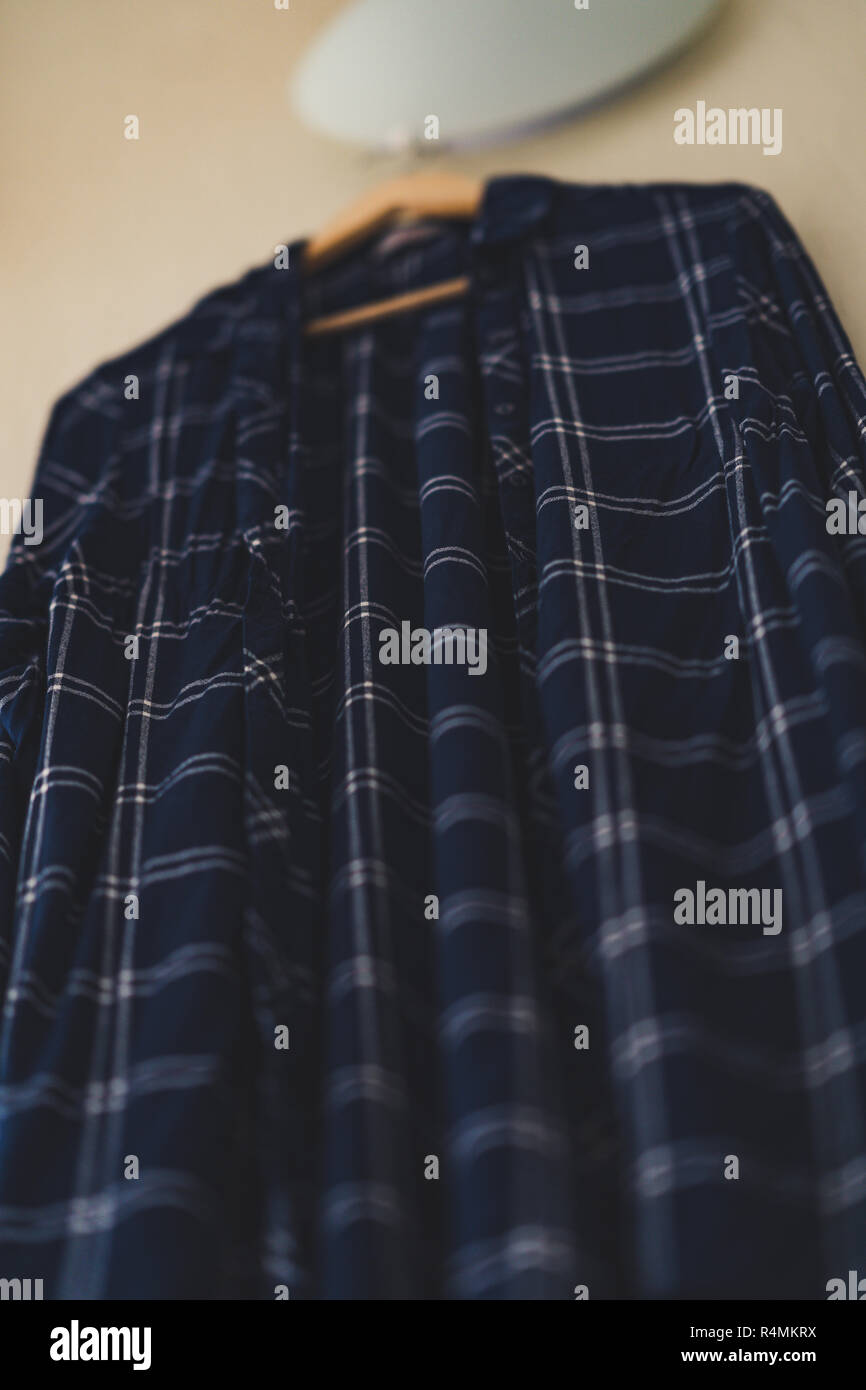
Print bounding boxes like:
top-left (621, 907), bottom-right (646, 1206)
top-left (292, 0), bottom-right (723, 152)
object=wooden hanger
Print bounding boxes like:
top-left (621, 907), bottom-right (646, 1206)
top-left (302, 171), bottom-right (482, 337)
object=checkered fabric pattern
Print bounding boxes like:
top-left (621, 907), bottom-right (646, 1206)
top-left (1, 176), bottom-right (865, 1299)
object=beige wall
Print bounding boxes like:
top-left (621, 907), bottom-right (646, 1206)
top-left (3, 0), bottom-right (865, 549)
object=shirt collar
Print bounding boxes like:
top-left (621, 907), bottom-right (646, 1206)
top-left (471, 175), bottom-right (557, 248)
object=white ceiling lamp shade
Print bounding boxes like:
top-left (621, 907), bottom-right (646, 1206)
top-left (291, 0), bottom-right (723, 153)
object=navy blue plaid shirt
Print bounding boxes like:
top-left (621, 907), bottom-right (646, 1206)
top-left (1, 176), bottom-right (865, 1299)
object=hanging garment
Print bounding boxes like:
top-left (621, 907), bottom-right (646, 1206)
top-left (1, 176), bottom-right (865, 1300)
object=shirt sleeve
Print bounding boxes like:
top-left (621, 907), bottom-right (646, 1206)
top-left (0, 379), bottom-right (121, 950)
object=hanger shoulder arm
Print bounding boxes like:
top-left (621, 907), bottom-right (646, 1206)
top-left (303, 171), bottom-right (482, 271)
